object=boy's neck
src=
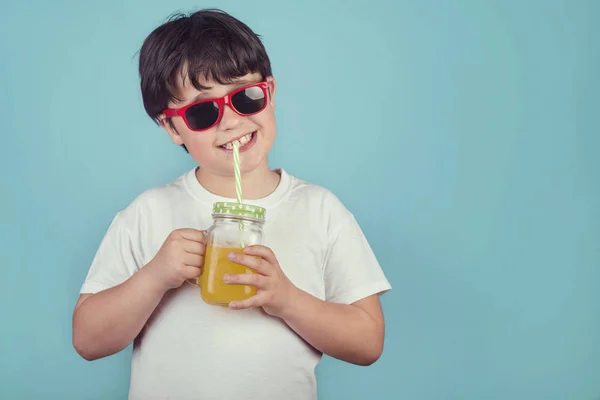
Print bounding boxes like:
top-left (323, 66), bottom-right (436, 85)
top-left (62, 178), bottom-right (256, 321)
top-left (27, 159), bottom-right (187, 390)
top-left (195, 163), bottom-right (281, 200)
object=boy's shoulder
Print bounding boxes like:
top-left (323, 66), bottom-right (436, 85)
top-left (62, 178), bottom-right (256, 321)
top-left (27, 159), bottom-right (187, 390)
top-left (284, 171), bottom-right (355, 221)
top-left (290, 175), bottom-right (344, 202)
top-left (112, 170), bottom-right (194, 221)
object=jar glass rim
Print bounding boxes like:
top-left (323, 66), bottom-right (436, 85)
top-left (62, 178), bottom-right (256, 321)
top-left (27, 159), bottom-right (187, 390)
top-left (212, 213), bottom-right (265, 224)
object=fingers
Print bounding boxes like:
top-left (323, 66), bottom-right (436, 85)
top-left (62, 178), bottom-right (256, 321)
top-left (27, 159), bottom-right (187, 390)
top-left (227, 252), bottom-right (272, 276)
top-left (182, 265), bottom-right (202, 280)
top-left (177, 228), bottom-right (207, 243)
top-left (183, 252), bottom-right (204, 267)
top-left (223, 272), bottom-right (267, 288)
top-left (229, 293), bottom-right (268, 310)
top-left (242, 245), bottom-right (278, 265)
top-left (184, 240), bottom-right (205, 255)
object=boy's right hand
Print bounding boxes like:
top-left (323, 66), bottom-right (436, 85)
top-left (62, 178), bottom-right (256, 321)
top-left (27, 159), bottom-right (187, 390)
top-left (146, 228), bottom-right (207, 291)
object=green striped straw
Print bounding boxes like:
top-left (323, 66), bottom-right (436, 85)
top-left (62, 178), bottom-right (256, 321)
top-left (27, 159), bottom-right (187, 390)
top-left (232, 141), bottom-right (245, 247)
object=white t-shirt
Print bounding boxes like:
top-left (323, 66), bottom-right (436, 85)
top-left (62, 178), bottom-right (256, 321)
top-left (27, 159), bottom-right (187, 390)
top-left (80, 167), bottom-right (391, 400)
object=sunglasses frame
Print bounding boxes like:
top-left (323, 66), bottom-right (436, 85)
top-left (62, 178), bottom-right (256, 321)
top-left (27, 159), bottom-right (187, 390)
top-left (162, 81), bottom-right (269, 132)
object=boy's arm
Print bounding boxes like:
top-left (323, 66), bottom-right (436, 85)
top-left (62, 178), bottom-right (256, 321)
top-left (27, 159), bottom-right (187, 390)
top-left (282, 291), bottom-right (385, 366)
top-left (72, 266), bottom-right (168, 361)
top-left (223, 245), bottom-right (386, 366)
top-left (73, 228), bottom-right (206, 361)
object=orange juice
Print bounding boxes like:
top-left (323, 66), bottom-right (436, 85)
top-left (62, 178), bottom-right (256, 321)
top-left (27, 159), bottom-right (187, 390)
top-left (199, 245), bottom-right (257, 305)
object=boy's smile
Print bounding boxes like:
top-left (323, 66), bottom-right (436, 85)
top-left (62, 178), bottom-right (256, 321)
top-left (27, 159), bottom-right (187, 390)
top-left (218, 131), bottom-right (257, 152)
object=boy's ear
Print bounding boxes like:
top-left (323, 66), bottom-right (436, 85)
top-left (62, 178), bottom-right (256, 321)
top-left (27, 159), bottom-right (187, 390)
top-left (266, 76), bottom-right (276, 109)
top-left (158, 115), bottom-right (184, 145)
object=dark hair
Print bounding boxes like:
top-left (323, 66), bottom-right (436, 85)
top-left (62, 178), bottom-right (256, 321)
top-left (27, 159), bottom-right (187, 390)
top-left (138, 9), bottom-right (273, 150)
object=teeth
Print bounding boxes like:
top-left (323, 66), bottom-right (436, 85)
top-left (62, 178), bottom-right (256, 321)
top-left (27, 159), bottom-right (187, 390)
top-left (222, 132), bottom-right (253, 150)
top-left (239, 133), bottom-right (252, 145)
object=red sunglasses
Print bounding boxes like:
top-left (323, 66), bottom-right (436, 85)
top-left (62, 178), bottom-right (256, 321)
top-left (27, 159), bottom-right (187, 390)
top-left (162, 81), bottom-right (269, 132)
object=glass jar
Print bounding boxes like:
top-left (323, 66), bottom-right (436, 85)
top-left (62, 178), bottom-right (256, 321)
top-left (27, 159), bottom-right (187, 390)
top-left (198, 202), bottom-right (266, 305)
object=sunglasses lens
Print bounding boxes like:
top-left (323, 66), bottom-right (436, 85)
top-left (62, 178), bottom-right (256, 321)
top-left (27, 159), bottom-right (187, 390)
top-left (232, 86), bottom-right (266, 114)
top-left (185, 101), bottom-right (219, 130)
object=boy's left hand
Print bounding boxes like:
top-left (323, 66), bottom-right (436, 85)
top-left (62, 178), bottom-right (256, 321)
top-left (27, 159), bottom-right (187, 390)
top-left (223, 245), bottom-right (298, 317)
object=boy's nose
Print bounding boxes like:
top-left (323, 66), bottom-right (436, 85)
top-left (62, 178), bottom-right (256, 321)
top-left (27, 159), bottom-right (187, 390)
top-left (218, 104), bottom-right (243, 131)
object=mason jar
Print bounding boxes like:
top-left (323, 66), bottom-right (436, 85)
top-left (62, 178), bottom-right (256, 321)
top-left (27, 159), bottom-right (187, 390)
top-left (198, 202), bottom-right (266, 305)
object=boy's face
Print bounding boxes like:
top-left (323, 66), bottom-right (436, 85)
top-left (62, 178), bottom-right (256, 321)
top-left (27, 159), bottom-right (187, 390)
top-left (160, 72), bottom-right (277, 177)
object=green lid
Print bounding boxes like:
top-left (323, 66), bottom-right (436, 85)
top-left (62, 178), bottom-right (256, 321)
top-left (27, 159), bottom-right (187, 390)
top-left (212, 202), bottom-right (266, 220)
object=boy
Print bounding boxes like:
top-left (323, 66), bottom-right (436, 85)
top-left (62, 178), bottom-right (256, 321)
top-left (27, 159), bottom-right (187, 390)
top-left (73, 8), bottom-right (391, 400)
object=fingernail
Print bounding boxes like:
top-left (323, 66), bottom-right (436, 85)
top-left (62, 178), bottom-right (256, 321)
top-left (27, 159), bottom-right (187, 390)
top-left (223, 274), bottom-right (230, 283)
top-left (227, 252), bottom-right (236, 260)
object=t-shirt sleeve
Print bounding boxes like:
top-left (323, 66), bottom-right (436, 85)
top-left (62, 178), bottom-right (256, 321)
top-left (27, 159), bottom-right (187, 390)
top-left (80, 211), bottom-right (143, 294)
top-left (323, 212), bottom-right (391, 305)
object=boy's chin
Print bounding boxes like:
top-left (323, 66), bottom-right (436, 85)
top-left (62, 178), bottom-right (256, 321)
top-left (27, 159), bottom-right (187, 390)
top-left (233, 153), bottom-right (269, 175)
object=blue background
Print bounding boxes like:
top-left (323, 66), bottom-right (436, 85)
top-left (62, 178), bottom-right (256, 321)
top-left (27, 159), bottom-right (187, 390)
top-left (1, 0), bottom-right (599, 398)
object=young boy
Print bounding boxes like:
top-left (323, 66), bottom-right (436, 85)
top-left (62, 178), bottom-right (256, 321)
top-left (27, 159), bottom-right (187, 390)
top-left (73, 8), bottom-right (391, 400)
